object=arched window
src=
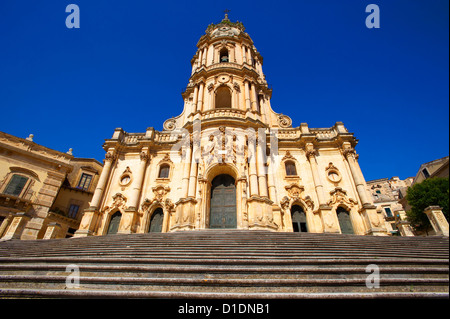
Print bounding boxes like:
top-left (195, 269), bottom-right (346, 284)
top-left (215, 86), bottom-right (232, 109)
top-left (285, 161), bottom-right (297, 176)
top-left (220, 48), bottom-right (229, 63)
top-left (158, 164), bottom-right (170, 179)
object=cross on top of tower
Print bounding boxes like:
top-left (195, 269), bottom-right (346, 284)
top-left (223, 9), bottom-right (230, 20)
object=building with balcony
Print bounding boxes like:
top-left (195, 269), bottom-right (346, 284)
top-left (0, 131), bottom-right (102, 240)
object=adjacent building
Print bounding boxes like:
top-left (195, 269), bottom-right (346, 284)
top-left (0, 131), bottom-right (102, 240)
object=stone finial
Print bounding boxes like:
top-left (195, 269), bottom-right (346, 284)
top-left (67, 148), bottom-right (73, 155)
top-left (25, 134), bottom-right (34, 142)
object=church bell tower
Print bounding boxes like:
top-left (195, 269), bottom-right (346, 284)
top-left (164, 13), bottom-right (291, 131)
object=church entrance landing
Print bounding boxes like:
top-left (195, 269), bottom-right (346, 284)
top-left (209, 174), bottom-right (237, 229)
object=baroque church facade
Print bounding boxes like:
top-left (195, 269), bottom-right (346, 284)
top-left (75, 15), bottom-right (389, 238)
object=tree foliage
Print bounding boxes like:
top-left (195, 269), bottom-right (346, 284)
top-left (406, 177), bottom-right (449, 231)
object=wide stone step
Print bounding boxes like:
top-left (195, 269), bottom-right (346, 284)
top-left (0, 275), bottom-right (448, 294)
top-left (0, 288), bottom-right (447, 299)
top-left (0, 256), bottom-right (447, 266)
top-left (1, 263), bottom-right (447, 279)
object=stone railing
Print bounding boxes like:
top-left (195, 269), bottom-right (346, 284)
top-left (202, 108), bottom-right (246, 120)
top-left (205, 62), bottom-right (242, 72)
top-left (276, 129), bottom-right (300, 139)
top-left (154, 132), bottom-right (180, 143)
top-left (123, 134), bottom-right (145, 145)
top-left (310, 128), bottom-right (338, 140)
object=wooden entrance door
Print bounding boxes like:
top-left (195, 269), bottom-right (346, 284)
top-left (149, 208), bottom-right (164, 233)
top-left (107, 211), bottom-right (121, 235)
top-left (291, 205), bottom-right (308, 232)
top-left (337, 207), bottom-right (354, 234)
top-left (209, 174), bottom-right (237, 229)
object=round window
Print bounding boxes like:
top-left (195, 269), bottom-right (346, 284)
top-left (327, 171), bottom-right (341, 183)
top-left (120, 175), bottom-right (131, 186)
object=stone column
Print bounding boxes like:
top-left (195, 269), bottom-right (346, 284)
top-left (188, 162), bottom-right (198, 198)
top-left (246, 47), bottom-right (252, 64)
top-left (241, 45), bottom-right (247, 63)
top-left (305, 146), bottom-right (327, 206)
top-left (424, 206), bottom-right (449, 236)
top-left (343, 148), bottom-right (372, 206)
top-left (90, 149), bottom-right (116, 209)
top-left (256, 131), bottom-right (268, 198)
top-left (188, 129), bottom-right (200, 198)
top-left (192, 85), bottom-right (199, 114)
top-left (181, 136), bottom-right (192, 198)
top-left (198, 49), bottom-right (203, 68)
top-left (248, 134), bottom-right (259, 197)
top-left (259, 95), bottom-right (266, 121)
top-left (127, 148), bottom-right (149, 210)
top-left (250, 82), bottom-right (259, 112)
top-left (343, 145), bottom-right (387, 236)
top-left (244, 80), bottom-right (251, 111)
top-left (202, 47), bottom-right (207, 65)
top-left (266, 160), bottom-right (277, 203)
top-left (196, 82), bottom-right (204, 113)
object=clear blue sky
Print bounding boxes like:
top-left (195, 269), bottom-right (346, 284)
top-left (0, 0), bottom-right (448, 181)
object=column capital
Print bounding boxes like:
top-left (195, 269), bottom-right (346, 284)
top-left (104, 150), bottom-right (117, 162)
top-left (342, 148), bottom-right (357, 159)
top-left (305, 149), bottom-right (316, 160)
top-left (140, 148), bottom-right (150, 162)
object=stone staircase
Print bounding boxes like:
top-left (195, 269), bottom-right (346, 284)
top-left (0, 230), bottom-right (448, 298)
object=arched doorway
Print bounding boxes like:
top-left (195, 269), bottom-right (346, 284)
top-left (337, 207), bottom-right (354, 234)
top-left (209, 174), bottom-right (236, 229)
top-left (107, 211), bottom-right (121, 235)
top-left (291, 205), bottom-right (308, 232)
top-left (149, 208), bottom-right (164, 233)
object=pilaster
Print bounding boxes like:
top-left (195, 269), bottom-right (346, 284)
top-left (2, 213), bottom-right (31, 240)
top-left (424, 206), bottom-right (449, 236)
top-left (43, 222), bottom-right (61, 239)
top-left (74, 207), bottom-right (100, 237)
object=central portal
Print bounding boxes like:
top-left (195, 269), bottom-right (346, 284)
top-left (209, 174), bottom-right (237, 229)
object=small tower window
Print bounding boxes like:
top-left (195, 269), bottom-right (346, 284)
top-left (220, 48), bottom-right (229, 63)
top-left (215, 86), bottom-right (232, 109)
top-left (158, 164), bottom-right (170, 179)
top-left (422, 168), bottom-right (430, 179)
top-left (285, 161), bottom-right (297, 176)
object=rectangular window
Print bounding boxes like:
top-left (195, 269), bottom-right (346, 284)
top-left (422, 168), bottom-right (430, 179)
top-left (77, 173), bottom-right (93, 191)
top-left (384, 207), bottom-right (393, 217)
top-left (68, 204), bottom-right (80, 219)
top-left (158, 165), bottom-right (170, 179)
top-left (3, 174), bottom-right (28, 196)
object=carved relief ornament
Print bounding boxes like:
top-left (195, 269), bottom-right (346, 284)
top-left (327, 187), bottom-right (357, 208)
